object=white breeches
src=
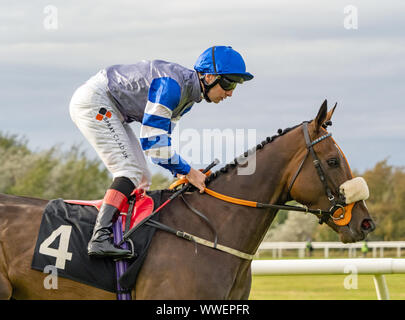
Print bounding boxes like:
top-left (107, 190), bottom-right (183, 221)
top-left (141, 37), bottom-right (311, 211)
top-left (69, 70), bottom-right (151, 189)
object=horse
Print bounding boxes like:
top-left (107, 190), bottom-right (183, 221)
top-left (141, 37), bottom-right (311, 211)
top-left (0, 101), bottom-right (375, 299)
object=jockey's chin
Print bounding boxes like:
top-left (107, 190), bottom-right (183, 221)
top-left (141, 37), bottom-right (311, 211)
top-left (210, 93), bottom-right (231, 104)
top-left (212, 97), bottom-right (225, 104)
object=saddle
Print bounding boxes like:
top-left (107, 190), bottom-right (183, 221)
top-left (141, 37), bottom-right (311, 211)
top-left (31, 162), bottom-right (221, 296)
top-left (65, 188), bottom-right (155, 233)
top-left (31, 189), bottom-right (165, 294)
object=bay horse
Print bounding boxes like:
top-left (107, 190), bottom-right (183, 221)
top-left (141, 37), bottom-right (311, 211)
top-left (0, 101), bottom-right (375, 299)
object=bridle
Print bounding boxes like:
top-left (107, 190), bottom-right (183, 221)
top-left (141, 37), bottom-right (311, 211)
top-left (120, 121), bottom-right (360, 261)
top-left (286, 121), bottom-right (348, 224)
top-left (164, 121), bottom-right (352, 226)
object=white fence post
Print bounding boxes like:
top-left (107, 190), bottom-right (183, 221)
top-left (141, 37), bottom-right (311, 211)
top-left (373, 275), bottom-right (390, 300)
top-left (324, 247), bottom-right (329, 258)
top-left (298, 248), bottom-right (305, 258)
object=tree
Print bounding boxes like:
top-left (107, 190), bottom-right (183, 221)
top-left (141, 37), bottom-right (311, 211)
top-left (1, 132), bottom-right (404, 240)
top-left (264, 159), bottom-right (405, 241)
top-left (362, 159), bottom-right (405, 240)
top-left (150, 172), bottom-right (172, 190)
top-left (266, 210), bottom-right (318, 242)
top-left (0, 132), bottom-right (172, 200)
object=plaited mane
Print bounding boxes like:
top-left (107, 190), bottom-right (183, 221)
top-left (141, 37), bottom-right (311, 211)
top-left (205, 123), bottom-right (302, 185)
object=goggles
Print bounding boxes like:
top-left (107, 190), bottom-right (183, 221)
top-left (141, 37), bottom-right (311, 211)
top-left (217, 76), bottom-right (238, 91)
top-left (199, 73), bottom-right (242, 102)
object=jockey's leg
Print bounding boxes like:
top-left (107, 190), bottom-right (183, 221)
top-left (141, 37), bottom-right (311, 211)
top-left (87, 176), bottom-right (134, 257)
top-left (69, 70), bottom-right (152, 257)
top-left (123, 122), bottom-right (151, 190)
top-left (69, 69), bottom-right (151, 190)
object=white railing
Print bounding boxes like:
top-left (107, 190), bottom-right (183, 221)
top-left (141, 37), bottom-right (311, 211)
top-left (251, 258), bottom-right (405, 300)
top-left (257, 241), bottom-right (405, 258)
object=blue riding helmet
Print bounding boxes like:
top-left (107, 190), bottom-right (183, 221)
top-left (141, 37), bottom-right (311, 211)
top-left (194, 46), bottom-right (253, 102)
top-left (194, 46), bottom-right (254, 82)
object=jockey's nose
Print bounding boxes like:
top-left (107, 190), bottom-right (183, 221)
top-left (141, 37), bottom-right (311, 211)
top-left (225, 90), bottom-right (233, 97)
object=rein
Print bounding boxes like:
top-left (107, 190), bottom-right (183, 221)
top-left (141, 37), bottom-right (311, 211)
top-left (203, 188), bottom-right (330, 218)
top-left (171, 121), bottom-right (346, 225)
top-left (124, 121), bottom-right (360, 261)
top-left (159, 121), bottom-right (356, 260)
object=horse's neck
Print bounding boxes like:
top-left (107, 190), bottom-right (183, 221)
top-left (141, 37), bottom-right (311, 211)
top-left (204, 136), bottom-right (298, 255)
top-left (209, 138), bottom-right (293, 204)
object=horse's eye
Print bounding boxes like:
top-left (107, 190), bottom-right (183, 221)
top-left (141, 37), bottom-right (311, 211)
top-left (327, 158), bottom-right (340, 168)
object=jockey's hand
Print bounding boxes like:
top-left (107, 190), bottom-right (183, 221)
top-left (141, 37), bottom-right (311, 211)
top-left (185, 168), bottom-right (206, 193)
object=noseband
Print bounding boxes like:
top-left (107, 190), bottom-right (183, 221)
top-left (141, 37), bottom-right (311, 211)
top-left (123, 122), bottom-right (364, 261)
top-left (166, 121), bottom-right (355, 230)
top-left (168, 121), bottom-right (351, 226)
top-left (147, 122), bottom-right (361, 260)
top-left (287, 121), bottom-right (347, 224)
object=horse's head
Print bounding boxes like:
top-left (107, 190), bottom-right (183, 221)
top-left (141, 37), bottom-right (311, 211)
top-left (287, 100), bottom-right (375, 243)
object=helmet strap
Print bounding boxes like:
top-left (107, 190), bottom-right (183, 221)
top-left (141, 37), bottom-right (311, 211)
top-left (199, 74), bottom-right (220, 103)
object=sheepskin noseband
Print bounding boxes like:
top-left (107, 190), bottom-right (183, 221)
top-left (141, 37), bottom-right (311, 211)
top-left (339, 177), bottom-right (369, 204)
top-left (331, 177), bottom-right (369, 226)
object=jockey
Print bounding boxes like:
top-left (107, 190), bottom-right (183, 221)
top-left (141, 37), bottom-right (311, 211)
top-left (69, 46), bottom-right (254, 258)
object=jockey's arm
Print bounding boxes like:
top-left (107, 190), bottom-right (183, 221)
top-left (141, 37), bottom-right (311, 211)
top-left (140, 77), bottom-right (206, 192)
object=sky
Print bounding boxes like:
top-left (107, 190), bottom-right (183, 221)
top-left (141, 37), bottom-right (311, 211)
top-left (1, 0), bottom-right (404, 178)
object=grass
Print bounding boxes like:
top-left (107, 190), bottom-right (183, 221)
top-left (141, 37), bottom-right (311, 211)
top-left (250, 274), bottom-right (405, 300)
top-left (249, 257), bottom-right (405, 300)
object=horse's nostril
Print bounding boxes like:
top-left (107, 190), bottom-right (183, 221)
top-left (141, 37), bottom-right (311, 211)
top-left (361, 219), bottom-right (375, 232)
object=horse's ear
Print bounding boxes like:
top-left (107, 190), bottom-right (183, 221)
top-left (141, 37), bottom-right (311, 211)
top-left (314, 99), bottom-right (328, 133)
top-left (326, 102), bottom-right (337, 122)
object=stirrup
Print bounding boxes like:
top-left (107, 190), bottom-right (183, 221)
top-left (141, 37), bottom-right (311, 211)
top-left (113, 239), bottom-right (137, 261)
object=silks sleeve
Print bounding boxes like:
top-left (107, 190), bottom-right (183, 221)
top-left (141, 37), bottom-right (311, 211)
top-left (140, 77), bottom-right (191, 176)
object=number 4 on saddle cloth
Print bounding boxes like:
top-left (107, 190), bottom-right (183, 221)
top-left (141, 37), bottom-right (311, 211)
top-left (31, 189), bottom-right (163, 293)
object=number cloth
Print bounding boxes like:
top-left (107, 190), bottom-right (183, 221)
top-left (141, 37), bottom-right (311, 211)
top-left (31, 192), bottom-right (163, 293)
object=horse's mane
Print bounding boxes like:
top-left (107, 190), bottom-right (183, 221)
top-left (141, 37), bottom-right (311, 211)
top-left (205, 122), bottom-right (303, 185)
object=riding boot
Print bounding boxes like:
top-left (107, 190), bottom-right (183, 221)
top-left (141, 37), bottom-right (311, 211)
top-left (87, 202), bottom-right (131, 258)
top-left (88, 177), bottom-right (135, 258)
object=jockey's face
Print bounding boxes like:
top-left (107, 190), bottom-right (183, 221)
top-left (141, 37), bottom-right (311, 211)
top-left (204, 74), bottom-right (234, 103)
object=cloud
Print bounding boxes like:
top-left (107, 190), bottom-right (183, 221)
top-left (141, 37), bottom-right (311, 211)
top-left (1, 0), bottom-right (404, 174)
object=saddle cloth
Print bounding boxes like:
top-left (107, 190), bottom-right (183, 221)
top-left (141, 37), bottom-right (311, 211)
top-left (31, 190), bottom-right (163, 293)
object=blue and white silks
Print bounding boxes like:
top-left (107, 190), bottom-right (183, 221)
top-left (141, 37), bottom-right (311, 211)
top-left (106, 60), bottom-right (202, 176)
top-left (140, 77), bottom-right (191, 176)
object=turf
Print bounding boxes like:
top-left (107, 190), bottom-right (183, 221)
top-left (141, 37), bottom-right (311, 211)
top-left (249, 274), bottom-right (405, 300)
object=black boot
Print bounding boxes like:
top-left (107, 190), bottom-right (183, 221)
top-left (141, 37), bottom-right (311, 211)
top-left (87, 203), bottom-right (131, 258)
